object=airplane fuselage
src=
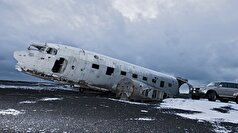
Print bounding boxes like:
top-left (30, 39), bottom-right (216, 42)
top-left (14, 43), bottom-right (188, 101)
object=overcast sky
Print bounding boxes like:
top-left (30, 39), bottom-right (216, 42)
top-left (0, 0), bottom-right (238, 85)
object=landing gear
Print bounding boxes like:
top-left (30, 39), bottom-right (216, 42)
top-left (79, 88), bottom-right (85, 93)
top-left (207, 91), bottom-right (217, 101)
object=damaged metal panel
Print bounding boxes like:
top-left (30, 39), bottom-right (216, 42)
top-left (115, 78), bottom-right (166, 101)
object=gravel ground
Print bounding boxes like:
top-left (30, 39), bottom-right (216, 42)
top-left (0, 88), bottom-right (237, 133)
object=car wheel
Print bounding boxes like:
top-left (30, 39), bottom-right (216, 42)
top-left (207, 91), bottom-right (217, 101)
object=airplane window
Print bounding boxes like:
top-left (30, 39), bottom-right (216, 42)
top-left (53, 49), bottom-right (57, 55)
top-left (94, 55), bottom-right (99, 59)
top-left (121, 71), bottom-right (126, 76)
top-left (160, 81), bottom-right (165, 88)
top-left (28, 45), bottom-right (46, 52)
top-left (71, 66), bottom-right (75, 70)
top-left (46, 48), bottom-right (53, 54)
top-left (152, 79), bottom-right (156, 83)
top-left (142, 90), bottom-right (145, 96)
top-left (46, 48), bottom-right (57, 55)
top-left (92, 64), bottom-right (100, 69)
top-left (143, 77), bottom-right (148, 81)
top-left (168, 83), bottom-right (172, 87)
top-left (145, 89), bottom-right (150, 97)
top-left (132, 74), bottom-right (138, 79)
top-left (152, 90), bottom-right (157, 98)
top-left (106, 67), bottom-right (114, 75)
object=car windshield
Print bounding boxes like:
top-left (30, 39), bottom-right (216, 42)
top-left (207, 82), bottom-right (219, 87)
top-left (28, 45), bottom-right (46, 52)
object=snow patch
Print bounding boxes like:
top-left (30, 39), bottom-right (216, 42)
top-left (19, 97), bottom-right (63, 104)
top-left (39, 98), bottom-right (63, 101)
top-left (130, 117), bottom-right (155, 121)
top-left (15, 65), bottom-right (22, 72)
top-left (100, 104), bottom-right (109, 108)
top-left (0, 85), bottom-right (73, 91)
top-left (141, 110), bottom-right (148, 113)
top-left (44, 110), bottom-right (54, 112)
top-left (0, 85), bottom-right (6, 88)
top-left (108, 98), bottom-right (150, 105)
top-left (0, 109), bottom-right (25, 116)
top-left (160, 98), bottom-right (238, 124)
top-left (19, 101), bottom-right (37, 104)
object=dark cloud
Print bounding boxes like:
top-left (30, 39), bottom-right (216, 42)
top-left (0, 0), bottom-right (238, 85)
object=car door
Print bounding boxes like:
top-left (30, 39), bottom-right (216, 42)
top-left (216, 82), bottom-right (228, 96)
top-left (227, 83), bottom-right (238, 97)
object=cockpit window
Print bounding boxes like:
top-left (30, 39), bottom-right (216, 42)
top-left (28, 45), bottom-right (46, 52)
top-left (46, 47), bottom-right (57, 55)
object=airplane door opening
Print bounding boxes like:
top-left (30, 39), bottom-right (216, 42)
top-left (52, 58), bottom-right (67, 73)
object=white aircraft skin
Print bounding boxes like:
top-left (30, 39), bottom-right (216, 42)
top-left (14, 43), bottom-right (189, 101)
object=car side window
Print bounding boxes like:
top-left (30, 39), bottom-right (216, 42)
top-left (220, 83), bottom-right (228, 88)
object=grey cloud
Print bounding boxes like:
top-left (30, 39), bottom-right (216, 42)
top-left (0, 0), bottom-right (238, 85)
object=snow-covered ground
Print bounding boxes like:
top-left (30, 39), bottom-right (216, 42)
top-left (0, 109), bottom-right (25, 116)
top-left (19, 101), bottom-right (37, 104)
top-left (110, 97), bottom-right (238, 124)
top-left (129, 117), bottom-right (156, 121)
top-left (160, 98), bottom-right (238, 124)
top-left (19, 97), bottom-right (64, 104)
top-left (0, 84), bottom-right (72, 91)
top-left (108, 98), bottom-right (150, 105)
top-left (1, 81), bottom-right (238, 125)
top-left (39, 97), bottom-right (63, 101)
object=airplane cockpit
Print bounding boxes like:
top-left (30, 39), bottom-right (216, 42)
top-left (27, 44), bottom-right (58, 55)
top-left (28, 44), bottom-right (46, 52)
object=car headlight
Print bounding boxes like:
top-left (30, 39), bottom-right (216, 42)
top-left (233, 93), bottom-right (238, 97)
top-left (200, 88), bottom-right (207, 93)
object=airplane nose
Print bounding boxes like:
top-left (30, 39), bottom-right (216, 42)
top-left (13, 51), bottom-right (29, 72)
top-left (13, 51), bottom-right (27, 62)
top-left (13, 51), bottom-right (21, 62)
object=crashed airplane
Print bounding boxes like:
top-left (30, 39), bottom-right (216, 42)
top-left (14, 43), bottom-right (191, 101)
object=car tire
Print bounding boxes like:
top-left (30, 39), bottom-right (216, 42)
top-left (207, 91), bottom-right (217, 101)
